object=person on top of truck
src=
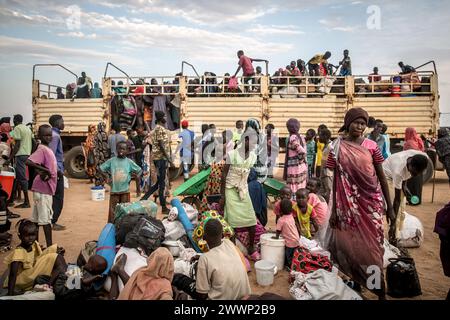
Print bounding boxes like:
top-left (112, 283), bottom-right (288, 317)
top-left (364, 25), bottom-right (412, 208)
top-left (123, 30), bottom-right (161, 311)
top-left (233, 50), bottom-right (268, 92)
top-left (338, 49), bottom-right (352, 76)
top-left (72, 77), bottom-right (90, 99)
top-left (308, 51), bottom-right (331, 83)
top-left (398, 61), bottom-right (416, 74)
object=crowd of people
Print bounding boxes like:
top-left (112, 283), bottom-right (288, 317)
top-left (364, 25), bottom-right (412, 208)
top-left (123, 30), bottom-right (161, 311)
top-left (1, 105), bottom-right (449, 301)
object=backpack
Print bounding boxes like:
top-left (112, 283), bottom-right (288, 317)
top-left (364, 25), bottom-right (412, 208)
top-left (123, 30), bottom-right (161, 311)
top-left (123, 216), bottom-right (165, 256)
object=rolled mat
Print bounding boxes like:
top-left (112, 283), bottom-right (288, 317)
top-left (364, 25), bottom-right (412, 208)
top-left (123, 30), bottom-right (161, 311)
top-left (171, 198), bottom-right (202, 253)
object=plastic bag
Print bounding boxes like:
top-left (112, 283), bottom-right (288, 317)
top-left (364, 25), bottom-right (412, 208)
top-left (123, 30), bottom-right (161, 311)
top-left (124, 217), bottom-right (165, 255)
top-left (398, 212), bottom-right (424, 248)
top-left (162, 219), bottom-right (186, 241)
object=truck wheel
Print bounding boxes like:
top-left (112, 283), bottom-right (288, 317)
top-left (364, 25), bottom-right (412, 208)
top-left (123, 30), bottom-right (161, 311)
top-left (65, 146), bottom-right (88, 179)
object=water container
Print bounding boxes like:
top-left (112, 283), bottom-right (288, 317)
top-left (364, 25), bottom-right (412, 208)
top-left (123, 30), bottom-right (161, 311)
top-left (260, 233), bottom-right (285, 272)
top-left (91, 186), bottom-right (105, 201)
top-left (255, 260), bottom-right (277, 286)
top-left (0, 170), bottom-right (15, 198)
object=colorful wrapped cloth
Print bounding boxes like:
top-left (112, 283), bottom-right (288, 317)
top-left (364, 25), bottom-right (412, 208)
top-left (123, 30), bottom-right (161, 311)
top-left (234, 220), bottom-right (266, 250)
top-left (193, 210), bottom-right (234, 252)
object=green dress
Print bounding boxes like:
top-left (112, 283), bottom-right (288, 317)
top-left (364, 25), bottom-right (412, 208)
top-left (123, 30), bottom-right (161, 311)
top-left (224, 149), bottom-right (257, 228)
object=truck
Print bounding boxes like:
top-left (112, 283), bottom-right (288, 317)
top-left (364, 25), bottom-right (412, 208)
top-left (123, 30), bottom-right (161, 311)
top-left (32, 62), bottom-right (440, 180)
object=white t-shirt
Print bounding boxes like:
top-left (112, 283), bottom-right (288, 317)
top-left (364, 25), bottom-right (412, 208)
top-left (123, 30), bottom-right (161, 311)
top-left (382, 150), bottom-right (428, 189)
top-left (196, 239), bottom-right (251, 300)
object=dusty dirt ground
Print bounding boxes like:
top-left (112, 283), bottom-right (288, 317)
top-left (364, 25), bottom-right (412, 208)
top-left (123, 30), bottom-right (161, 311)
top-left (1, 169), bottom-right (449, 300)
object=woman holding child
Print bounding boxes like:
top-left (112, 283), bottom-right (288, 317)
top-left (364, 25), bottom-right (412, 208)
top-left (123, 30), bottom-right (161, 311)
top-left (326, 107), bottom-right (395, 299)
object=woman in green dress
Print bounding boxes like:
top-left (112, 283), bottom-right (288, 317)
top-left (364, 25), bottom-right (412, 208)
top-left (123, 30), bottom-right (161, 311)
top-left (220, 132), bottom-right (260, 261)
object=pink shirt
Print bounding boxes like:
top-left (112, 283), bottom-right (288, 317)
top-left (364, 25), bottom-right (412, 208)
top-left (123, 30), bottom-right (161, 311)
top-left (28, 144), bottom-right (57, 195)
top-left (273, 200), bottom-right (296, 217)
top-left (308, 193), bottom-right (329, 226)
top-left (239, 55), bottom-right (254, 76)
top-left (276, 214), bottom-right (300, 248)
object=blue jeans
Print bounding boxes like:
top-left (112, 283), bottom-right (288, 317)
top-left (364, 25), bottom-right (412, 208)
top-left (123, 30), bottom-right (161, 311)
top-left (141, 159), bottom-right (167, 207)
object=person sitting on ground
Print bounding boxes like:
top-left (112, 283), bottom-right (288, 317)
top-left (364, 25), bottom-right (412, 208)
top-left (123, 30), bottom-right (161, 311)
top-left (52, 254), bottom-right (107, 300)
top-left (273, 199), bottom-right (300, 269)
top-left (382, 150), bottom-right (429, 243)
top-left (338, 49), bottom-right (352, 76)
top-left (436, 128), bottom-right (450, 190)
top-left (308, 51), bottom-right (331, 83)
top-left (173, 219), bottom-right (251, 300)
top-left (90, 82), bottom-right (102, 98)
top-left (56, 87), bottom-right (65, 100)
top-left (3, 219), bottom-right (66, 296)
top-left (233, 50), bottom-right (268, 92)
top-left (25, 124), bottom-right (58, 248)
top-left (99, 141), bottom-right (142, 223)
top-left (114, 247), bottom-right (174, 300)
top-left (72, 77), bottom-right (90, 99)
top-left (293, 189), bottom-right (319, 240)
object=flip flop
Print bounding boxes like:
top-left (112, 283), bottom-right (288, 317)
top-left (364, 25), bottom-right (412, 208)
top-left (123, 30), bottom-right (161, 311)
top-left (7, 213), bottom-right (21, 219)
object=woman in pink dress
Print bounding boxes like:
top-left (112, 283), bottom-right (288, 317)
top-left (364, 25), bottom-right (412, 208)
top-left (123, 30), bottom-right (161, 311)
top-left (326, 108), bottom-right (395, 299)
top-left (284, 118), bottom-right (307, 194)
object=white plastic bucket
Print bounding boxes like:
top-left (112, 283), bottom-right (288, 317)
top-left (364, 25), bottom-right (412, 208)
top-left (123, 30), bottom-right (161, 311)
top-left (254, 260), bottom-right (277, 286)
top-left (260, 233), bottom-right (285, 272)
top-left (91, 186), bottom-right (105, 201)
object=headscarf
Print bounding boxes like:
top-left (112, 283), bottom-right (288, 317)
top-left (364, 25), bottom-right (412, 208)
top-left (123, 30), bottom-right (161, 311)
top-left (118, 247), bottom-right (174, 300)
top-left (404, 127), bottom-right (424, 151)
top-left (286, 118), bottom-right (300, 135)
top-left (343, 108), bottom-right (369, 131)
top-left (245, 118), bottom-right (261, 135)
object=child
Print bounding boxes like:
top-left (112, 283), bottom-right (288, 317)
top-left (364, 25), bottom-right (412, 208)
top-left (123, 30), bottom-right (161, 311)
top-left (318, 128), bottom-right (332, 202)
top-left (306, 178), bottom-right (329, 230)
top-left (273, 199), bottom-right (300, 269)
top-left (178, 120), bottom-right (195, 181)
top-left (293, 189), bottom-right (319, 239)
top-left (305, 129), bottom-right (316, 178)
top-left (233, 120), bottom-right (244, 146)
top-left (25, 124), bottom-right (58, 247)
top-left (273, 186), bottom-right (295, 223)
top-left (3, 219), bottom-right (66, 296)
top-left (339, 49), bottom-right (352, 76)
top-left (315, 124), bottom-right (328, 178)
top-left (99, 141), bottom-right (142, 223)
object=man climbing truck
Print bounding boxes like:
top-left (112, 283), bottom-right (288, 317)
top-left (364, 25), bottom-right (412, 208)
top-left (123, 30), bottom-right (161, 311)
top-left (32, 62), bottom-right (439, 181)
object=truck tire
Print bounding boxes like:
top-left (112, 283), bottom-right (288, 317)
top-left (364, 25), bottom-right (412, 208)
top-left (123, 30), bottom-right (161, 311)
top-left (65, 146), bottom-right (88, 179)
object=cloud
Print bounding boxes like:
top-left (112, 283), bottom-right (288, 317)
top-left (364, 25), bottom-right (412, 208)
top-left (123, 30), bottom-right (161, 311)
top-left (319, 17), bottom-right (359, 32)
top-left (56, 31), bottom-right (97, 39)
top-left (246, 24), bottom-right (304, 36)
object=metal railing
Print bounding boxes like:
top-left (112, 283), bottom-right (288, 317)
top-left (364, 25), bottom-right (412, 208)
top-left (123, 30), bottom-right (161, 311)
top-left (269, 76), bottom-right (346, 96)
top-left (353, 71), bottom-right (434, 96)
top-left (186, 75), bottom-right (263, 96)
top-left (38, 82), bottom-right (67, 99)
top-left (109, 76), bottom-right (180, 96)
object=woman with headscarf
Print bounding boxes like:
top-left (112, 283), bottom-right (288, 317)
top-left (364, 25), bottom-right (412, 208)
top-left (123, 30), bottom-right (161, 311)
top-left (116, 247), bottom-right (174, 300)
top-left (220, 132), bottom-right (260, 261)
top-left (284, 118), bottom-right (307, 194)
top-left (403, 127), bottom-right (425, 204)
top-left (325, 107), bottom-right (394, 299)
top-left (243, 118), bottom-right (268, 183)
top-left (0, 117), bottom-right (13, 146)
top-left (82, 124), bottom-right (97, 182)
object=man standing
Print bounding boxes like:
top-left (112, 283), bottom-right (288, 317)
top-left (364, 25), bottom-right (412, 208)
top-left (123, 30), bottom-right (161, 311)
top-left (233, 50), bottom-right (267, 92)
top-left (48, 115), bottom-right (66, 231)
top-left (382, 151), bottom-right (429, 243)
top-left (177, 120), bottom-right (195, 181)
top-left (368, 119), bottom-right (388, 159)
top-left (140, 111), bottom-right (173, 215)
top-left (436, 128), bottom-right (450, 189)
top-left (338, 49), bottom-right (352, 76)
top-left (9, 114), bottom-right (32, 208)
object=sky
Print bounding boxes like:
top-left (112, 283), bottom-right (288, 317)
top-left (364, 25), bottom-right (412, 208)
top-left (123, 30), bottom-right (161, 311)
top-left (0, 0), bottom-right (449, 126)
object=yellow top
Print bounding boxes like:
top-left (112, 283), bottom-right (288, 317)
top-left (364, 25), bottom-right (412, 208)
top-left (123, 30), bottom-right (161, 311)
top-left (293, 203), bottom-right (314, 239)
top-left (315, 141), bottom-right (325, 167)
